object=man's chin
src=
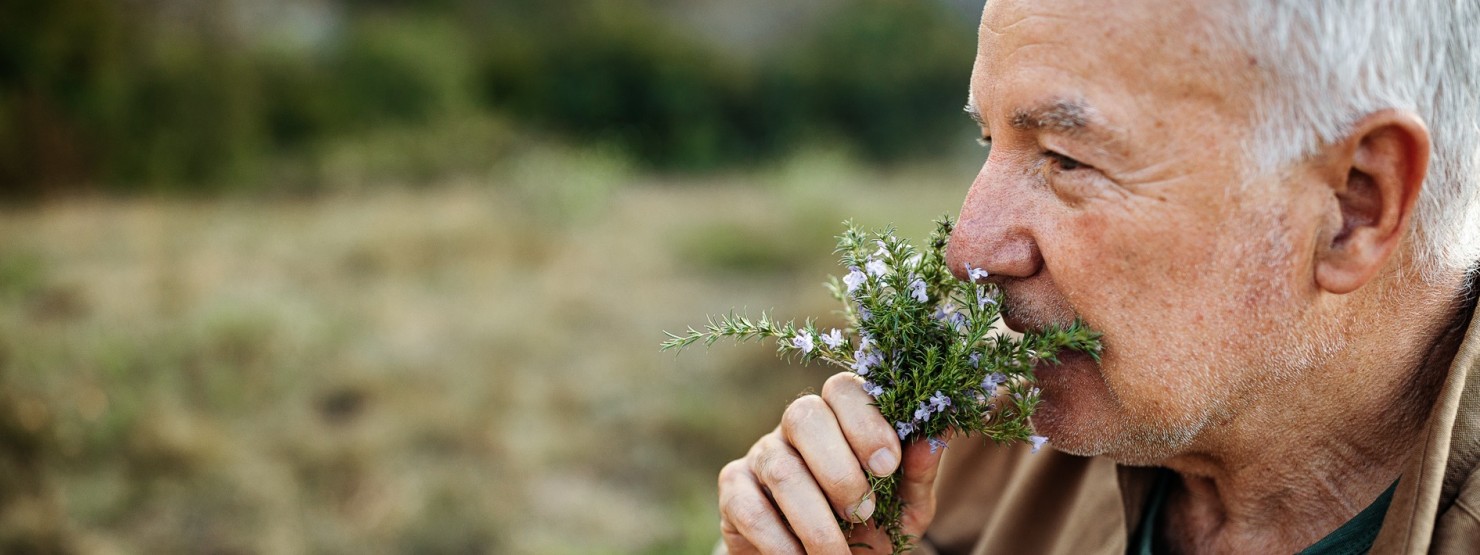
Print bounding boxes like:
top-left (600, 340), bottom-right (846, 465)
top-left (1027, 352), bottom-right (1186, 464)
top-left (1027, 352), bottom-right (1115, 456)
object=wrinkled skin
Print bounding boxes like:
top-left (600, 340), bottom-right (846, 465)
top-left (716, 0), bottom-right (1472, 552)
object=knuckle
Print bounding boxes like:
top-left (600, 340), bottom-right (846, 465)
top-left (821, 372), bottom-right (861, 398)
top-left (782, 394), bottom-right (826, 431)
top-left (723, 494), bottom-right (774, 534)
top-left (719, 458), bottom-right (749, 485)
top-left (753, 448), bottom-right (806, 487)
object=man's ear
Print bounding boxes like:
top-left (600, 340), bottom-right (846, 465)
top-left (1314, 110), bottom-right (1430, 295)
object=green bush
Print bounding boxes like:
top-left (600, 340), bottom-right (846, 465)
top-left (0, 0), bottom-right (982, 196)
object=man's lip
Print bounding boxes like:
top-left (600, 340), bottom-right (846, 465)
top-left (1000, 310), bottom-right (1080, 337)
top-left (1034, 349), bottom-right (1095, 375)
top-left (1000, 311), bottom-right (1029, 334)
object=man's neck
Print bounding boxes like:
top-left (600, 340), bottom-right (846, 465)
top-left (1156, 276), bottom-right (1478, 553)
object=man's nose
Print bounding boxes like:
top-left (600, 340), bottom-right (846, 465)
top-left (945, 160), bottom-right (1044, 283)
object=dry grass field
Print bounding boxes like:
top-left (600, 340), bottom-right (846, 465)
top-left (0, 149), bottom-right (975, 554)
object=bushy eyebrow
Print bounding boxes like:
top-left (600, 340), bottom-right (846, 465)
top-left (965, 95), bottom-right (1121, 152)
top-left (1009, 99), bottom-right (1091, 134)
top-left (964, 97), bottom-right (985, 127)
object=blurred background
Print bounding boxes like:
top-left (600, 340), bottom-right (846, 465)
top-left (0, 0), bottom-right (986, 552)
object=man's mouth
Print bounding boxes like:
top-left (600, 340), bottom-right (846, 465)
top-left (1000, 311), bottom-right (1031, 334)
top-left (995, 290), bottom-right (1085, 337)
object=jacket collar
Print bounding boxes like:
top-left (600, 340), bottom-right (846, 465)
top-left (1367, 276), bottom-right (1480, 552)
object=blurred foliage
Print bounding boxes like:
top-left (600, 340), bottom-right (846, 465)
top-left (0, 148), bottom-right (975, 550)
top-left (0, 0), bottom-right (979, 197)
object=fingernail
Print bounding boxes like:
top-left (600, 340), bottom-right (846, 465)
top-left (850, 494), bottom-right (876, 523)
top-left (869, 448), bottom-right (897, 475)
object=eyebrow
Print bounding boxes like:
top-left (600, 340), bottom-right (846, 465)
top-left (964, 96), bottom-right (985, 127)
top-left (1009, 99), bottom-right (1092, 135)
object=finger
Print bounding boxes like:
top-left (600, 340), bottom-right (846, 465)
top-left (718, 459), bottom-right (802, 555)
top-left (896, 436), bottom-right (949, 537)
top-left (821, 372), bottom-right (902, 476)
top-left (749, 433), bottom-right (852, 554)
top-left (781, 394), bottom-right (875, 523)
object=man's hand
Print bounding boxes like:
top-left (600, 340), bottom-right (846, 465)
top-left (717, 372), bottom-right (948, 554)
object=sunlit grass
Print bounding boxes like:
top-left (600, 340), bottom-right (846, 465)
top-left (0, 148), bottom-right (975, 553)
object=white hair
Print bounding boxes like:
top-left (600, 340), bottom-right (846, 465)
top-left (1220, 0), bottom-right (1480, 284)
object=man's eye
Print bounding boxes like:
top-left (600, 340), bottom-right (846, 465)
top-left (1045, 151), bottom-right (1086, 171)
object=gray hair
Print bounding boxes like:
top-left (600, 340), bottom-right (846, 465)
top-left (1221, 1), bottom-right (1480, 284)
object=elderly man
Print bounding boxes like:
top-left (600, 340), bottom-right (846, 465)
top-left (716, 0), bottom-right (1480, 553)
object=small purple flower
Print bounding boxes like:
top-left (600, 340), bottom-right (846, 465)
top-left (908, 277), bottom-right (928, 303)
top-left (933, 302), bottom-right (957, 322)
top-left (859, 331), bottom-right (874, 350)
top-left (873, 240), bottom-right (891, 259)
top-left (952, 313), bottom-right (970, 333)
top-left (981, 372), bottom-right (1007, 392)
top-left (1028, 435), bottom-right (1049, 454)
top-left (928, 437), bottom-right (948, 454)
top-left (865, 258), bottom-right (888, 277)
top-left (929, 391), bottom-right (952, 412)
top-left (821, 328), bottom-right (844, 349)
top-left (851, 349), bottom-right (879, 375)
top-left (895, 421), bottom-right (914, 440)
top-left (844, 268), bottom-right (867, 294)
top-left (968, 352), bottom-right (982, 368)
top-left (791, 331), bottom-right (814, 353)
top-left (965, 263), bottom-right (990, 282)
top-left (976, 286), bottom-right (997, 310)
top-left (862, 381), bottom-right (885, 398)
top-left (858, 306), bottom-right (873, 322)
top-left (914, 402), bottom-right (933, 423)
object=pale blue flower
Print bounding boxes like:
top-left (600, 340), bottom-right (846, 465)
top-left (929, 391), bottom-right (952, 412)
top-left (859, 331), bottom-right (874, 350)
top-left (895, 421), bottom-right (914, 440)
top-left (968, 352), bottom-right (982, 368)
top-left (821, 328), bottom-right (845, 349)
top-left (873, 240), bottom-right (891, 259)
top-left (844, 268), bottom-right (867, 294)
top-left (976, 285), bottom-right (997, 310)
top-left (966, 263), bottom-right (990, 282)
top-left (981, 372), bottom-right (1007, 392)
top-left (851, 349), bottom-right (880, 375)
top-left (862, 381), bottom-right (885, 398)
top-left (865, 258), bottom-right (888, 277)
top-left (908, 277), bottom-right (927, 303)
top-left (914, 402), bottom-right (932, 423)
top-left (791, 331), bottom-right (814, 353)
top-left (928, 437), bottom-right (948, 454)
top-left (1029, 435), bottom-right (1049, 454)
top-left (859, 306), bottom-right (873, 321)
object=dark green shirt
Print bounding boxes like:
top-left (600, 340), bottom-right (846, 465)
top-left (1130, 474), bottom-right (1397, 555)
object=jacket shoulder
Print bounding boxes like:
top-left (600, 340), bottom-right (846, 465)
top-left (923, 437), bottom-right (1153, 555)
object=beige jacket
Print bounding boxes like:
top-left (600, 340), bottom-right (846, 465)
top-left (921, 303), bottom-right (1480, 554)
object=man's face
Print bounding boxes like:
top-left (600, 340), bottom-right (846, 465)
top-left (948, 0), bottom-right (1342, 463)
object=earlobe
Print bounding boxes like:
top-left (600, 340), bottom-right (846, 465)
top-left (1313, 111), bottom-right (1430, 295)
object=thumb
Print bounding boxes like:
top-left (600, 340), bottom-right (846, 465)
top-left (896, 436), bottom-right (948, 537)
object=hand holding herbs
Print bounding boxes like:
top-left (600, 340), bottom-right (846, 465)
top-left (663, 218), bottom-right (1100, 553)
